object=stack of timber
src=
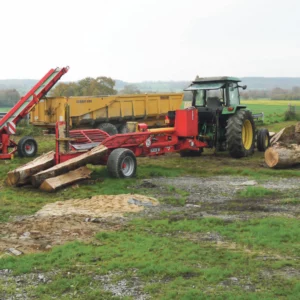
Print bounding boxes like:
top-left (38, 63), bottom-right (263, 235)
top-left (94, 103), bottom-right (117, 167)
top-left (7, 145), bottom-right (108, 192)
top-left (7, 151), bottom-right (55, 186)
top-left (265, 122), bottom-right (300, 168)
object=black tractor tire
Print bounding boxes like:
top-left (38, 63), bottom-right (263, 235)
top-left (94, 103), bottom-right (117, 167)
top-left (257, 128), bottom-right (270, 152)
top-left (226, 110), bottom-right (255, 158)
top-left (17, 136), bottom-right (38, 158)
top-left (97, 123), bottom-right (118, 136)
top-left (107, 148), bottom-right (137, 178)
top-left (180, 149), bottom-right (203, 157)
top-left (118, 124), bottom-right (129, 134)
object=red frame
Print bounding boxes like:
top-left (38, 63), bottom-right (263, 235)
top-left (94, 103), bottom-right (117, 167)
top-left (0, 67), bottom-right (69, 159)
top-left (55, 108), bottom-right (208, 165)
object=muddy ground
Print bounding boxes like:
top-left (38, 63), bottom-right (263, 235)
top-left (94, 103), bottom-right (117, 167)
top-left (1, 176), bottom-right (299, 256)
top-left (0, 175), bottom-right (299, 299)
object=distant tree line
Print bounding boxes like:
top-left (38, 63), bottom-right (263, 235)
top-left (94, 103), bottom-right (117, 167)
top-left (50, 77), bottom-right (118, 97)
top-left (0, 89), bottom-right (20, 107)
top-left (240, 86), bottom-right (300, 100)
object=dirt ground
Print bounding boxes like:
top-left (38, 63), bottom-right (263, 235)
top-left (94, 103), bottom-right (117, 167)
top-left (0, 176), bottom-right (299, 256)
top-left (0, 194), bottom-right (158, 255)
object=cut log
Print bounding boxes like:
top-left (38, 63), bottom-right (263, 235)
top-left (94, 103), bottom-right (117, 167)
top-left (31, 145), bottom-right (108, 187)
top-left (265, 143), bottom-right (300, 168)
top-left (40, 166), bottom-right (92, 192)
top-left (6, 151), bottom-right (55, 186)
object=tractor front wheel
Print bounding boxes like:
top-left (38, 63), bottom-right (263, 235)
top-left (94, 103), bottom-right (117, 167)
top-left (107, 148), bottom-right (137, 178)
top-left (257, 128), bottom-right (270, 152)
top-left (17, 136), bottom-right (38, 158)
top-left (226, 110), bottom-right (255, 158)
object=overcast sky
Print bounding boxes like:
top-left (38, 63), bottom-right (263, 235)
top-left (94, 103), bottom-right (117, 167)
top-left (0, 0), bottom-right (299, 82)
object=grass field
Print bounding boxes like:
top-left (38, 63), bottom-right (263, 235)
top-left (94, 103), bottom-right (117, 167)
top-left (0, 101), bottom-right (300, 299)
top-left (241, 99), bottom-right (300, 125)
top-left (0, 107), bottom-right (10, 112)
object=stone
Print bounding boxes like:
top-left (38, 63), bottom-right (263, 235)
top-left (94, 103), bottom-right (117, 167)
top-left (7, 248), bottom-right (23, 256)
top-left (230, 180), bottom-right (257, 186)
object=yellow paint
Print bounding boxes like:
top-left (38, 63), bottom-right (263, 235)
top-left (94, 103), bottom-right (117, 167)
top-left (148, 127), bottom-right (175, 133)
top-left (30, 94), bottom-right (183, 129)
top-left (242, 119), bottom-right (253, 150)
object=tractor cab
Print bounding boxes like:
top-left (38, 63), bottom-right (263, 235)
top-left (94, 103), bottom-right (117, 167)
top-left (185, 76), bottom-right (246, 113)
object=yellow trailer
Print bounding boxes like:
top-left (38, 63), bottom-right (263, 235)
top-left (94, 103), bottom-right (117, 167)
top-left (30, 93), bottom-right (183, 134)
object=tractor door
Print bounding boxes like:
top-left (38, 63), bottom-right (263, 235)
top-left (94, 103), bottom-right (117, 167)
top-left (226, 82), bottom-right (241, 106)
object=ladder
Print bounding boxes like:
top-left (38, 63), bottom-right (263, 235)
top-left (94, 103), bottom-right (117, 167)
top-left (0, 67), bottom-right (69, 134)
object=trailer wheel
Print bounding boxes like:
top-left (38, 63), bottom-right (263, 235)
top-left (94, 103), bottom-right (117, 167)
top-left (180, 149), bottom-right (203, 157)
top-left (118, 124), bottom-right (129, 134)
top-left (107, 148), bottom-right (137, 178)
top-left (226, 110), bottom-right (255, 158)
top-left (257, 128), bottom-right (270, 152)
top-left (97, 123), bottom-right (118, 136)
top-left (17, 136), bottom-right (38, 158)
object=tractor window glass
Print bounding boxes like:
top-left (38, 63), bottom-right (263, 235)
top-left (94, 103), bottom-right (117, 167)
top-left (195, 90), bottom-right (205, 106)
top-left (229, 83), bottom-right (240, 105)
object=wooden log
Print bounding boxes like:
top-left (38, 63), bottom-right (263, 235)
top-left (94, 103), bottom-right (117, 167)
top-left (6, 151), bottom-right (55, 186)
top-left (270, 125), bottom-right (295, 145)
top-left (31, 145), bottom-right (108, 187)
top-left (39, 166), bottom-right (92, 192)
top-left (265, 143), bottom-right (300, 168)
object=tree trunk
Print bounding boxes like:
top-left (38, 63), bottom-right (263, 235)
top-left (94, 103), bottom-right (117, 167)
top-left (265, 143), bottom-right (300, 168)
top-left (7, 151), bottom-right (55, 186)
top-left (31, 145), bottom-right (108, 187)
top-left (39, 166), bottom-right (92, 192)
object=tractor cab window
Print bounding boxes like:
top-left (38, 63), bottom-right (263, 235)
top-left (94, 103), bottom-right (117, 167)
top-left (194, 90), bottom-right (205, 106)
top-left (228, 83), bottom-right (240, 106)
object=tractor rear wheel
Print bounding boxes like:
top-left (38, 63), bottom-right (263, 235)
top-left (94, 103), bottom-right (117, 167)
top-left (180, 149), bottom-right (203, 157)
top-left (226, 110), bottom-right (255, 158)
top-left (17, 136), bottom-right (38, 158)
top-left (257, 128), bottom-right (270, 152)
top-left (107, 148), bottom-right (137, 178)
top-left (97, 123), bottom-right (118, 136)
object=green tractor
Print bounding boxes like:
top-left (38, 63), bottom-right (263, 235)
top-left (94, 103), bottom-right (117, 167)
top-left (182, 77), bottom-right (269, 158)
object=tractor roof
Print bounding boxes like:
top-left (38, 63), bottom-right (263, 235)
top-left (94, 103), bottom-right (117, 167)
top-left (192, 76), bottom-right (241, 84)
top-left (185, 76), bottom-right (241, 91)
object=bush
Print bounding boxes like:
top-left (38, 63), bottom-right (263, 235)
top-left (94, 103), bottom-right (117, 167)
top-left (284, 110), bottom-right (300, 121)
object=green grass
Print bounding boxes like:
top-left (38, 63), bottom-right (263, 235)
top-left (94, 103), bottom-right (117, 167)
top-left (238, 186), bottom-right (277, 198)
top-left (0, 107), bottom-right (10, 112)
top-left (241, 99), bottom-right (300, 126)
top-left (0, 217), bottom-right (299, 298)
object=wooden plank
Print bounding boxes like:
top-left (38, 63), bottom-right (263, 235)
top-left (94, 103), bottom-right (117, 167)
top-left (31, 145), bottom-right (108, 187)
top-left (7, 151), bottom-right (55, 186)
top-left (39, 166), bottom-right (92, 192)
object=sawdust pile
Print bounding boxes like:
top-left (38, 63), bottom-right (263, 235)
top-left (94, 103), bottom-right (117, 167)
top-left (0, 194), bottom-right (158, 254)
top-left (35, 194), bottom-right (158, 218)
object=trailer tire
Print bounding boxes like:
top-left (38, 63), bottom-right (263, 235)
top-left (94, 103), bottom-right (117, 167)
top-left (180, 149), bottom-right (203, 157)
top-left (226, 110), bottom-right (255, 158)
top-left (107, 148), bottom-right (137, 178)
top-left (17, 136), bottom-right (38, 158)
top-left (257, 128), bottom-right (270, 152)
top-left (97, 123), bottom-right (118, 136)
top-left (118, 124), bottom-right (129, 134)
